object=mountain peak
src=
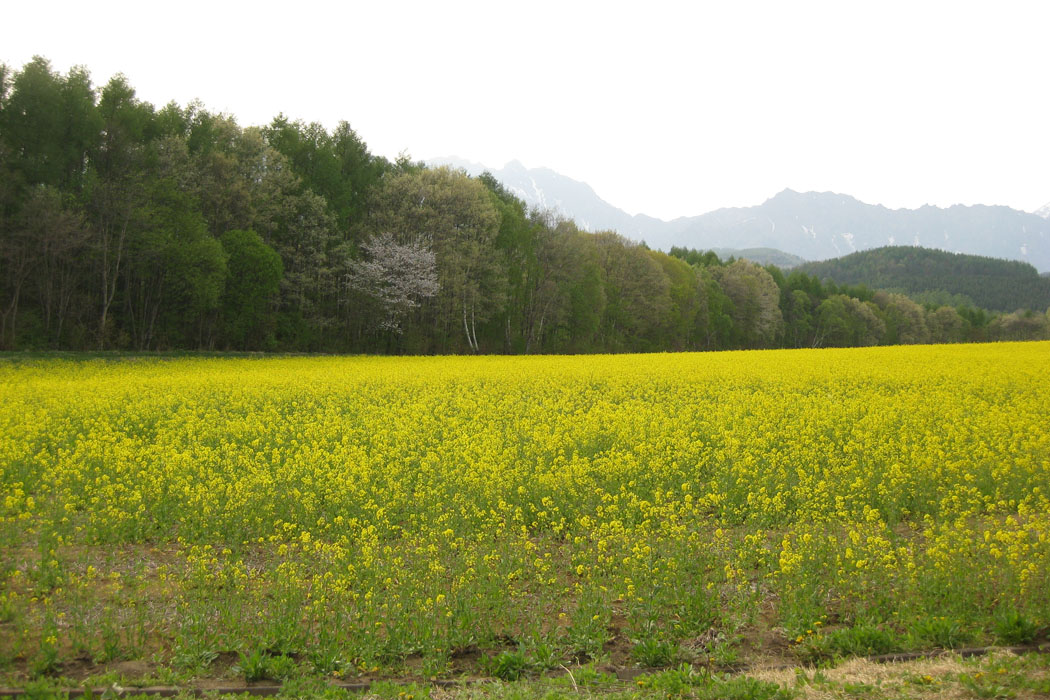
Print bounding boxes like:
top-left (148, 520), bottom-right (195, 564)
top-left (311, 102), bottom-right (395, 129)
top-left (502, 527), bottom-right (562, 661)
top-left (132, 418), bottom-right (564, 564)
top-left (425, 156), bottom-right (633, 234)
top-left (423, 157), bottom-right (1050, 271)
top-left (763, 188), bottom-right (802, 204)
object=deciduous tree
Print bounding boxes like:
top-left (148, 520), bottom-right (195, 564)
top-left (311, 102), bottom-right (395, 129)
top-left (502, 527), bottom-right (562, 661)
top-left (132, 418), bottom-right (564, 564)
top-left (219, 229), bottom-right (282, 348)
top-left (712, 259), bottom-right (783, 348)
top-left (347, 231), bottom-right (439, 333)
top-left (368, 167), bottom-right (502, 352)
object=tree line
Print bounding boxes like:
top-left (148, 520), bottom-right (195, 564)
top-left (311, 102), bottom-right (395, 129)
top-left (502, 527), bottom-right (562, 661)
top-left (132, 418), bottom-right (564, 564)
top-left (2, 57), bottom-right (1048, 354)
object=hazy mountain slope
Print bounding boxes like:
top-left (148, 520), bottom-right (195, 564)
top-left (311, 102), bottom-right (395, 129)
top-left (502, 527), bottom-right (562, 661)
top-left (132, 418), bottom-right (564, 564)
top-left (707, 248), bottom-right (807, 268)
top-left (799, 247), bottom-right (1050, 311)
top-left (426, 156), bottom-right (662, 236)
top-left (665, 190), bottom-right (1050, 271)
top-left (426, 158), bottom-right (1050, 271)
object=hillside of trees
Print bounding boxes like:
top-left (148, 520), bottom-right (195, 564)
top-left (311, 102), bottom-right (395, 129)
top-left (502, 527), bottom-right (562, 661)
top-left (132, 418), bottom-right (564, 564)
top-left (2, 58), bottom-right (1049, 354)
top-left (799, 247), bottom-right (1050, 312)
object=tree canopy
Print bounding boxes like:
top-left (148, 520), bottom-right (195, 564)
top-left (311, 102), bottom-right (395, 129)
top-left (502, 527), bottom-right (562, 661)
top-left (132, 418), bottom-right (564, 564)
top-left (1, 57), bottom-right (1047, 352)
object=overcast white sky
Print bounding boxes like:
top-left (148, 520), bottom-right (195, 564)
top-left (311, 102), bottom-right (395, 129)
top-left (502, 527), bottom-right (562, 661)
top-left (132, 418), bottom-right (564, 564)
top-left (5, 0), bottom-right (1049, 219)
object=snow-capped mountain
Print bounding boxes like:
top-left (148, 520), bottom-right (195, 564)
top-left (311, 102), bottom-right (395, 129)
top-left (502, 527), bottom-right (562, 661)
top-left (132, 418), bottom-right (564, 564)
top-left (1035, 202), bottom-right (1050, 219)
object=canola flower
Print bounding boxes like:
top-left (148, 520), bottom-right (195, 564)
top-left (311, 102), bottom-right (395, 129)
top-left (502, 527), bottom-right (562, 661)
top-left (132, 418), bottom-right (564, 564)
top-left (0, 343), bottom-right (1048, 675)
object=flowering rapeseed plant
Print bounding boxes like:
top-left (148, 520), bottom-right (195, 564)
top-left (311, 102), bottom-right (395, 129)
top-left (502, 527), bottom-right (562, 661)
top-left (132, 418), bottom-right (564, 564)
top-left (0, 343), bottom-right (1047, 677)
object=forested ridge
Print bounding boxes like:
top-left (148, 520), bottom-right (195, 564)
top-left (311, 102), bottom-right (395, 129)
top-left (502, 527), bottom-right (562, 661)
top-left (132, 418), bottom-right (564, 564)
top-left (799, 247), bottom-right (1050, 312)
top-left (2, 58), bottom-right (1049, 353)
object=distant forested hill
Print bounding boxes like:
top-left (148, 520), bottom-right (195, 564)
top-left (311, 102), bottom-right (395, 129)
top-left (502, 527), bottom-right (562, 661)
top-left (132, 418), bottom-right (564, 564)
top-left (707, 248), bottom-right (807, 269)
top-left (799, 247), bottom-right (1050, 312)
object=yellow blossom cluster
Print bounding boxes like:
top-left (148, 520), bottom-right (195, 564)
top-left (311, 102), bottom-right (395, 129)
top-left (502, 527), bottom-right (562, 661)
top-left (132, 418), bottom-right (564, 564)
top-left (0, 342), bottom-right (1047, 670)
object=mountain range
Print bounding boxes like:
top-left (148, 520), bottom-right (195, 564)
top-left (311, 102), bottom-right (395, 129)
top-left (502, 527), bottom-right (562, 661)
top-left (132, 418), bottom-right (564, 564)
top-left (427, 157), bottom-right (1050, 272)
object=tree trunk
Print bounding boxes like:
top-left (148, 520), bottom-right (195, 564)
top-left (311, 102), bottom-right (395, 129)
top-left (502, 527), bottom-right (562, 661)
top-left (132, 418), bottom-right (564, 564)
top-left (462, 302), bottom-right (476, 353)
top-left (469, 301), bottom-right (479, 353)
top-left (99, 213), bottom-right (130, 349)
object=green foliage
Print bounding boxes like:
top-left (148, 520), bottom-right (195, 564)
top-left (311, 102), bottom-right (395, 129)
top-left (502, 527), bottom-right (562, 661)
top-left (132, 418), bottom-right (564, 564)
top-left (236, 648), bottom-right (301, 682)
top-left (827, 624), bottom-right (900, 656)
top-left (220, 229), bottom-right (283, 348)
top-left (485, 649), bottom-right (530, 680)
top-left (170, 646), bottom-right (218, 671)
top-left (650, 251), bottom-right (701, 350)
top-left (265, 115), bottom-right (387, 235)
top-left (709, 639), bottom-right (741, 668)
top-left (669, 246), bottom-right (724, 268)
top-left (0, 56), bottom-right (102, 192)
top-left (709, 675), bottom-right (796, 700)
top-left (367, 166), bottom-right (503, 352)
top-left (593, 232), bottom-right (672, 352)
top-left (32, 529), bottom-right (63, 592)
top-left (524, 641), bottom-right (561, 670)
top-left (557, 663), bottom-right (617, 687)
top-left (631, 637), bottom-right (682, 667)
top-left (957, 672), bottom-right (1015, 699)
top-left (712, 259), bottom-right (783, 348)
top-left (794, 624), bottom-right (900, 663)
top-left (237, 647), bottom-right (271, 682)
top-left (800, 246), bottom-right (1050, 312)
top-left (993, 608), bottom-right (1039, 645)
top-left (636, 664), bottom-right (794, 700)
top-left (814, 295), bottom-right (884, 347)
top-left (18, 678), bottom-right (69, 700)
top-left (907, 616), bottom-right (971, 650)
top-left (30, 623), bottom-right (60, 677)
top-left (2, 56), bottom-right (1046, 356)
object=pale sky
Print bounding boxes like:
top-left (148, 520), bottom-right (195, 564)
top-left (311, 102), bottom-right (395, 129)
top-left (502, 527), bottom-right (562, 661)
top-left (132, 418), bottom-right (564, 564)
top-left (5, 0), bottom-right (1049, 220)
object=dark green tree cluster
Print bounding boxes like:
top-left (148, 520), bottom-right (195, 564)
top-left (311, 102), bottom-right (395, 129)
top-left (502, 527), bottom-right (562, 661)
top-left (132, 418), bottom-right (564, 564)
top-left (0, 58), bottom-right (393, 350)
top-left (2, 58), bottom-right (1048, 353)
top-left (798, 246), bottom-right (1050, 312)
top-left (669, 247), bottom-right (1048, 348)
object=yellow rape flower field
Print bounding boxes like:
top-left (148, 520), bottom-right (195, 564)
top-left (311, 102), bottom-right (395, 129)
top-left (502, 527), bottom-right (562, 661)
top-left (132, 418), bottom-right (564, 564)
top-left (1, 343), bottom-right (1049, 694)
